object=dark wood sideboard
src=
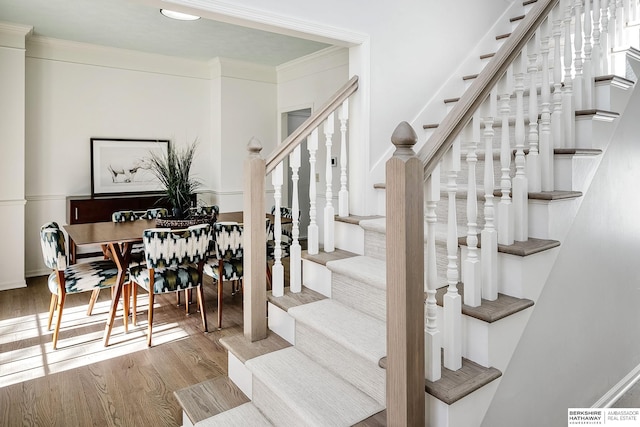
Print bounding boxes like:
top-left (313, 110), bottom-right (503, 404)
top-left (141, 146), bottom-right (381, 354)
top-left (66, 194), bottom-right (171, 262)
top-left (66, 194), bottom-right (170, 224)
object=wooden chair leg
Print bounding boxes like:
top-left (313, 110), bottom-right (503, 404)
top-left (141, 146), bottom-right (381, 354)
top-left (185, 289), bottom-right (191, 315)
top-left (122, 284), bottom-right (129, 333)
top-left (87, 289), bottom-right (100, 315)
top-left (197, 285), bottom-right (208, 333)
top-left (217, 279), bottom-right (224, 330)
top-left (266, 264), bottom-right (272, 291)
top-left (52, 292), bottom-right (66, 350)
top-left (47, 293), bottom-right (57, 330)
top-left (132, 283), bottom-right (138, 326)
top-left (176, 290), bottom-right (181, 306)
top-left (147, 292), bottom-right (155, 347)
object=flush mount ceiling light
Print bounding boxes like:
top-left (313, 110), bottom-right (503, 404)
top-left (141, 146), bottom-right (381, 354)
top-left (160, 9), bottom-right (200, 21)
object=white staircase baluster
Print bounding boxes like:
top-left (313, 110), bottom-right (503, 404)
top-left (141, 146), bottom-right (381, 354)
top-left (564, 0), bottom-right (576, 148)
top-left (289, 145), bottom-right (302, 293)
top-left (574, 0), bottom-right (584, 110)
top-left (540, 16), bottom-right (554, 191)
top-left (338, 100), bottom-right (349, 217)
top-left (603, 0), bottom-right (611, 74)
top-left (443, 138), bottom-right (462, 371)
top-left (610, 1), bottom-right (621, 75)
top-left (594, 0), bottom-right (603, 76)
top-left (527, 34), bottom-right (541, 192)
top-left (552, 4), bottom-right (565, 149)
top-left (424, 164), bottom-right (441, 382)
top-left (271, 162), bottom-right (284, 297)
top-left (464, 116), bottom-right (481, 307)
top-left (513, 52), bottom-right (529, 242)
top-left (481, 90), bottom-right (498, 302)
top-left (498, 70), bottom-right (514, 246)
top-left (324, 112), bottom-right (335, 253)
top-left (307, 128), bottom-right (319, 255)
top-left (584, 0), bottom-right (594, 109)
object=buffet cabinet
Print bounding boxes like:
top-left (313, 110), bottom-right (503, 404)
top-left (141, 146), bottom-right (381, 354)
top-left (66, 194), bottom-right (169, 224)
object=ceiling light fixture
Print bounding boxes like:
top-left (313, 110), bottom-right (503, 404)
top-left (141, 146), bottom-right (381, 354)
top-left (160, 9), bottom-right (200, 21)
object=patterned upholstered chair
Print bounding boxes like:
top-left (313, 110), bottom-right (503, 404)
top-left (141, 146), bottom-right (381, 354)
top-left (189, 204), bottom-right (219, 223)
top-left (40, 222), bottom-right (120, 349)
top-left (129, 223), bottom-right (211, 346)
top-left (87, 208), bottom-right (169, 316)
top-left (204, 222), bottom-right (243, 329)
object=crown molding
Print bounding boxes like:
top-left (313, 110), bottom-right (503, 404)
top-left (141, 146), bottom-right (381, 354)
top-left (209, 57), bottom-right (277, 83)
top-left (277, 46), bottom-right (348, 84)
top-left (162, 0), bottom-right (367, 46)
top-left (0, 22), bottom-right (33, 49)
top-left (26, 35), bottom-right (211, 79)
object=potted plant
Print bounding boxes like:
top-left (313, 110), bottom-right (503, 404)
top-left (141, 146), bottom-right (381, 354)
top-left (147, 139), bottom-right (201, 220)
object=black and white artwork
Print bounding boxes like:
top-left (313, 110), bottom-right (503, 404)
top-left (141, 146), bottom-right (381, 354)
top-left (90, 138), bottom-right (169, 196)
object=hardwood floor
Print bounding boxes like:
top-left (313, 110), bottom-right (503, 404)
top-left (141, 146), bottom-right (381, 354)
top-left (0, 274), bottom-right (245, 426)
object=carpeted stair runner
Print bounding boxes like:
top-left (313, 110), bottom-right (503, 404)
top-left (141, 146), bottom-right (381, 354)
top-left (289, 298), bottom-right (386, 404)
top-left (246, 346), bottom-right (384, 426)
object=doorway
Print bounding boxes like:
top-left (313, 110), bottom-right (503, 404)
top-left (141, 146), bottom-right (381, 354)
top-left (285, 108), bottom-right (311, 239)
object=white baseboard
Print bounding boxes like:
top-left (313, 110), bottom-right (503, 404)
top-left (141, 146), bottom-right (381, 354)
top-left (0, 279), bottom-right (27, 291)
top-left (593, 362), bottom-right (640, 408)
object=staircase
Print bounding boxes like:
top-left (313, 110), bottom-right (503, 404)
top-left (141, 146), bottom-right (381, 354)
top-left (175, 0), bottom-right (640, 425)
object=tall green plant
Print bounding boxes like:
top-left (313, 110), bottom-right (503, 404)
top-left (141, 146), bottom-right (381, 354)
top-left (148, 140), bottom-right (201, 219)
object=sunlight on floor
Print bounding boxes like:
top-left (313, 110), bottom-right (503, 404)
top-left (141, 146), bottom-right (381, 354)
top-left (0, 296), bottom-right (189, 388)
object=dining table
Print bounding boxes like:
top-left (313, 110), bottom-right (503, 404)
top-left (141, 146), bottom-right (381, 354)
top-left (64, 219), bottom-right (154, 346)
top-left (62, 210), bottom-right (291, 346)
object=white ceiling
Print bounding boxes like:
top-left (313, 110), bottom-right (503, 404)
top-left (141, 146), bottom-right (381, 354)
top-left (0, 0), bottom-right (331, 66)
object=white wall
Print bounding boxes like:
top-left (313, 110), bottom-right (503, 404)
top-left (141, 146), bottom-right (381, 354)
top-left (170, 0), bottom-right (516, 214)
top-left (481, 85), bottom-right (640, 426)
top-left (276, 46), bottom-right (349, 244)
top-left (0, 23), bottom-right (31, 290)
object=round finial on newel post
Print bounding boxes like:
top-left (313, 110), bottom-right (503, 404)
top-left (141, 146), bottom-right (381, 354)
top-left (391, 121), bottom-right (418, 157)
top-left (247, 137), bottom-right (263, 158)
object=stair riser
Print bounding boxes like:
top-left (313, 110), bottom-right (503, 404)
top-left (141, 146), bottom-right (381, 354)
top-left (436, 307), bottom-right (532, 371)
top-left (334, 221), bottom-right (365, 255)
top-left (427, 380), bottom-right (500, 427)
top-left (554, 153), bottom-right (602, 192)
top-left (332, 272), bottom-right (386, 321)
top-left (498, 249), bottom-right (558, 301)
top-left (294, 322), bottom-right (386, 405)
top-left (301, 259), bottom-right (332, 298)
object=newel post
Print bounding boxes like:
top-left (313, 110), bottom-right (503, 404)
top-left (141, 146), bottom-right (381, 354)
top-left (386, 122), bottom-right (425, 426)
top-left (243, 137), bottom-right (267, 341)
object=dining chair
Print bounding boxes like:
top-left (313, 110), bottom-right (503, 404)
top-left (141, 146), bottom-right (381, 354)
top-left (129, 223), bottom-right (211, 346)
top-left (87, 208), bottom-right (169, 317)
top-left (189, 204), bottom-right (219, 222)
top-left (40, 221), bottom-right (121, 350)
top-left (204, 222), bottom-right (244, 329)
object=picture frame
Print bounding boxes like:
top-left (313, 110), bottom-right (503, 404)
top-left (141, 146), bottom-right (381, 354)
top-left (90, 138), bottom-right (170, 197)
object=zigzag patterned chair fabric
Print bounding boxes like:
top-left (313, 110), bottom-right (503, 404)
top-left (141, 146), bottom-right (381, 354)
top-left (129, 223), bottom-right (211, 346)
top-left (40, 221), bottom-right (120, 349)
top-left (204, 222), bottom-right (243, 329)
top-left (189, 204), bottom-right (219, 222)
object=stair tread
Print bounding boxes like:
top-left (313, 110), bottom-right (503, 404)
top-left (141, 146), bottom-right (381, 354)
top-left (267, 285), bottom-right (327, 312)
top-left (434, 283), bottom-right (534, 323)
top-left (302, 247), bottom-right (359, 266)
top-left (174, 376), bottom-right (250, 426)
top-left (379, 353), bottom-right (502, 405)
top-left (335, 214), bottom-right (384, 225)
top-left (326, 255), bottom-right (387, 291)
top-left (220, 331), bottom-right (292, 364)
top-left (196, 402), bottom-right (273, 426)
top-left (459, 235), bottom-right (560, 256)
top-left (289, 299), bottom-right (386, 364)
top-left (246, 347), bottom-right (384, 426)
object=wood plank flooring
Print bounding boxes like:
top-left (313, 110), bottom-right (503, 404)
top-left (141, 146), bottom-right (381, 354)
top-left (0, 274), bottom-right (245, 427)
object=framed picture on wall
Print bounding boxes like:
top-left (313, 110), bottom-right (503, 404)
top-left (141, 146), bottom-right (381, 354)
top-left (90, 138), bottom-right (169, 197)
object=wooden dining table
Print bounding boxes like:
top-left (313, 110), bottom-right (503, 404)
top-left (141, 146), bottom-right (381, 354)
top-left (64, 219), bottom-right (155, 346)
top-left (62, 211), bottom-right (290, 346)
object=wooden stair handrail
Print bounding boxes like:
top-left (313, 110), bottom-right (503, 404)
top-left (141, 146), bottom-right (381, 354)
top-left (418, 0), bottom-right (558, 178)
top-left (265, 75), bottom-right (359, 174)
